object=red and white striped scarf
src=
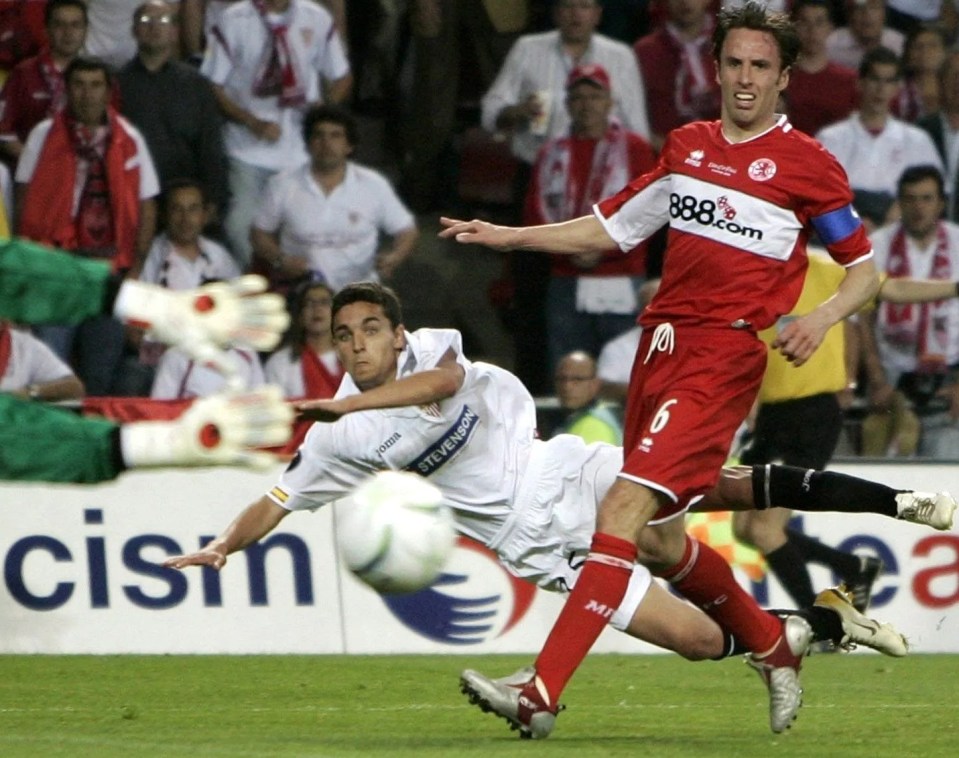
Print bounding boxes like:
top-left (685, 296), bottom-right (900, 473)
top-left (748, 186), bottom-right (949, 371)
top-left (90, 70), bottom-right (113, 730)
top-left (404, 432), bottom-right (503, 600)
top-left (251, 0), bottom-right (306, 107)
top-left (37, 50), bottom-right (66, 116)
top-left (533, 119), bottom-right (631, 223)
top-left (665, 18), bottom-right (718, 123)
top-left (880, 222), bottom-right (953, 365)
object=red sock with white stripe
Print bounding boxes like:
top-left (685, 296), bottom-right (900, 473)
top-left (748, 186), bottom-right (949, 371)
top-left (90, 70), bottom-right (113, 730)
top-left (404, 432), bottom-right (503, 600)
top-left (532, 532), bottom-right (636, 704)
top-left (659, 535), bottom-right (781, 653)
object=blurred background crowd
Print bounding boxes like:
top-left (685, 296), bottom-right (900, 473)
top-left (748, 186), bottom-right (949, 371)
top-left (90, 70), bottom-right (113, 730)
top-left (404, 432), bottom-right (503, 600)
top-left (4, 0), bottom-right (959, 464)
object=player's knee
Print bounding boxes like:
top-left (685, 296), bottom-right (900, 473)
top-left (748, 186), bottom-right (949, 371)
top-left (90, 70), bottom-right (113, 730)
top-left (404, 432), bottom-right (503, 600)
top-left (676, 627), bottom-right (723, 661)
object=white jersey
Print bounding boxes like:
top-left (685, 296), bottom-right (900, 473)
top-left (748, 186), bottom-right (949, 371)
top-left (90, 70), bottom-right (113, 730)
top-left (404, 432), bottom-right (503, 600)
top-left (816, 115), bottom-right (943, 199)
top-left (140, 234), bottom-right (240, 290)
top-left (201, 0), bottom-right (350, 170)
top-left (268, 327), bottom-right (650, 627)
top-left (0, 327), bottom-right (75, 391)
top-left (253, 162), bottom-right (415, 291)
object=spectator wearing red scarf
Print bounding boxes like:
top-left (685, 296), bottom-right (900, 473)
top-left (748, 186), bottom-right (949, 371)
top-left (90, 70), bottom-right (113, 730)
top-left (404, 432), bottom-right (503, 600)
top-left (14, 56), bottom-right (160, 396)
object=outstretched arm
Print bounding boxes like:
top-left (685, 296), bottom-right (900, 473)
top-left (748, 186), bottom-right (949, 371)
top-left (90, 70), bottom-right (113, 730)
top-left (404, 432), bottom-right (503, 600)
top-left (297, 348), bottom-right (465, 421)
top-left (163, 495), bottom-right (290, 570)
top-left (438, 214), bottom-right (616, 256)
top-left (878, 277), bottom-right (959, 303)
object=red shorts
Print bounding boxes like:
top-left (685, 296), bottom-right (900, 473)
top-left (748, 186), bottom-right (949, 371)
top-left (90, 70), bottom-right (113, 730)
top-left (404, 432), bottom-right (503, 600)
top-left (621, 324), bottom-right (767, 523)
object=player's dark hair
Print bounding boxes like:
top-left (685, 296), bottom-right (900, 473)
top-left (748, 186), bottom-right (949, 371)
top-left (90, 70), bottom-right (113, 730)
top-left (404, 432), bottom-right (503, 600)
top-left (285, 280), bottom-right (335, 359)
top-left (714, 1), bottom-right (800, 72)
top-left (302, 104), bottom-right (359, 147)
top-left (859, 46), bottom-right (902, 80)
top-left (64, 56), bottom-right (113, 88)
top-left (332, 282), bottom-right (404, 330)
top-left (897, 165), bottom-right (945, 200)
top-left (46, 0), bottom-right (88, 27)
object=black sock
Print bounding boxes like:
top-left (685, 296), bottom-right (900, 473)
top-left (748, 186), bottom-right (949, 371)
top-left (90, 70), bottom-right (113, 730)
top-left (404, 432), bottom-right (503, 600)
top-left (769, 607), bottom-right (844, 645)
top-left (786, 528), bottom-right (861, 581)
top-left (712, 630), bottom-right (749, 659)
top-left (758, 465), bottom-right (902, 517)
top-left (765, 541), bottom-right (816, 608)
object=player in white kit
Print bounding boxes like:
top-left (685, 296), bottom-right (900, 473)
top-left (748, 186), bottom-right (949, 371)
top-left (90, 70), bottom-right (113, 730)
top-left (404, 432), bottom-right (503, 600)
top-left (164, 283), bottom-right (923, 671)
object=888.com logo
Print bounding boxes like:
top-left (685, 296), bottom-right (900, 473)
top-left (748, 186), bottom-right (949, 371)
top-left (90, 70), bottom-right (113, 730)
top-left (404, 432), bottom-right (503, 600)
top-left (668, 192), bottom-right (763, 241)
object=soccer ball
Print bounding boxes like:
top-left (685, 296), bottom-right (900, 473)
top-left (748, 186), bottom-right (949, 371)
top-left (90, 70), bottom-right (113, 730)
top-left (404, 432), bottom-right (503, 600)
top-left (336, 470), bottom-right (456, 594)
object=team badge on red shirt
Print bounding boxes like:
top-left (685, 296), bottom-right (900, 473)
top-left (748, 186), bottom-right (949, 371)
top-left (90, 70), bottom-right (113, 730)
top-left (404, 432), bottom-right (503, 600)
top-left (748, 158), bottom-right (777, 182)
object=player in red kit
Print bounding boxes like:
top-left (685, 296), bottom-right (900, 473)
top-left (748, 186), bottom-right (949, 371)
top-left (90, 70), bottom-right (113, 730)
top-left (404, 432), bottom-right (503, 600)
top-left (440, 1), bottom-right (880, 738)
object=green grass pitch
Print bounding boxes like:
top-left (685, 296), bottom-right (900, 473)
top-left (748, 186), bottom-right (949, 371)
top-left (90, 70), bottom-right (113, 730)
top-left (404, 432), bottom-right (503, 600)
top-left (1, 653), bottom-right (957, 757)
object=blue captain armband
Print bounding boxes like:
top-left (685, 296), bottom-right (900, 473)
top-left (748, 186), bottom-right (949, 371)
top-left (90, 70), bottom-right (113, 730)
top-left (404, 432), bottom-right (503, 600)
top-left (810, 204), bottom-right (862, 245)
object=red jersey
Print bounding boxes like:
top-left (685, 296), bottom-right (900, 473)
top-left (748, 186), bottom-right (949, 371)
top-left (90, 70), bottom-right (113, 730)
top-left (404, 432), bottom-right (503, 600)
top-left (0, 0), bottom-right (46, 71)
top-left (595, 116), bottom-right (872, 333)
top-left (0, 55), bottom-right (63, 143)
top-left (787, 63), bottom-right (858, 137)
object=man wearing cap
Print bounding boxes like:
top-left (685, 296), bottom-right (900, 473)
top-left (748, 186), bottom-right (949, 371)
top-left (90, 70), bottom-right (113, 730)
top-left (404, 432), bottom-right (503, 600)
top-left (525, 63), bottom-right (655, 370)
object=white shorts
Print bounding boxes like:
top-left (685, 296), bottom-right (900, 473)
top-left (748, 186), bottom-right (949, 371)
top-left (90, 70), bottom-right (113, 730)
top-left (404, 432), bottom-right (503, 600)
top-left (489, 436), bottom-right (653, 631)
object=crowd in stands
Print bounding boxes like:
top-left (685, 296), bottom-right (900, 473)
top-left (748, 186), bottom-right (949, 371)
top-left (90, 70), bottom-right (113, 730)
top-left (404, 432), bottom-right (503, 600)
top-left (3, 0), bottom-right (959, 460)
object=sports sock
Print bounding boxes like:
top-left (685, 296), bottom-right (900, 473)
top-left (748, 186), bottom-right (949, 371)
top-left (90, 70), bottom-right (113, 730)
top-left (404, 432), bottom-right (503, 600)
top-left (769, 606), bottom-right (844, 646)
top-left (786, 528), bottom-right (860, 581)
top-left (533, 532), bottom-right (636, 704)
top-left (758, 465), bottom-right (901, 517)
top-left (764, 541), bottom-right (816, 607)
top-left (659, 535), bottom-right (781, 653)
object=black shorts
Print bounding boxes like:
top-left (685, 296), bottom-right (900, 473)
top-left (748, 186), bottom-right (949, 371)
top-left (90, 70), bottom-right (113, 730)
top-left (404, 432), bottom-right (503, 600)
top-left (739, 392), bottom-right (842, 471)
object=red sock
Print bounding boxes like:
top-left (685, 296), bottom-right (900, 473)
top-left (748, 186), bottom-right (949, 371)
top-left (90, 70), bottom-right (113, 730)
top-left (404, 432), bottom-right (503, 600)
top-left (533, 532), bottom-right (636, 704)
top-left (659, 536), bottom-right (780, 653)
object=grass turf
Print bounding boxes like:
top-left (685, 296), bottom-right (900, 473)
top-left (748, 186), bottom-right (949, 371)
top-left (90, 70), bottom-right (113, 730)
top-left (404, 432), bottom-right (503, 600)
top-left (0, 653), bottom-right (956, 757)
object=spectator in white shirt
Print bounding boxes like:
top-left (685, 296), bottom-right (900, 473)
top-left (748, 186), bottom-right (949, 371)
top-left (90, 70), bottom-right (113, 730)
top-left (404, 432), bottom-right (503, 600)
top-left (817, 46), bottom-right (943, 232)
top-left (251, 104), bottom-right (417, 292)
top-left (0, 321), bottom-right (85, 402)
top-left (481, 0), bottom-right (650, 168)
top-left (201, 0), bottom-right (352, 266)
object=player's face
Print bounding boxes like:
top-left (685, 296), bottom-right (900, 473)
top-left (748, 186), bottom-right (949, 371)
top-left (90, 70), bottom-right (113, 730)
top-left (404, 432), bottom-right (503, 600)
top-left (899, 178), bottom-right (945, 239)
top-left (48, 6), bottom-right (87, 60)
top-left (66, 69), bottom-right (110, 126)
top-left (332, 302), bottom-right (405, 391)
top-left (165, 186), bottom-right (207, 245)
top-left (307, 122), bottom-right (353, 172)
top-left (715, 28), bottom-right (789, 140)
top-left (566, 82), bottom-right (612, 137)
top-left (300, 286), bottom-right (333, 338)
